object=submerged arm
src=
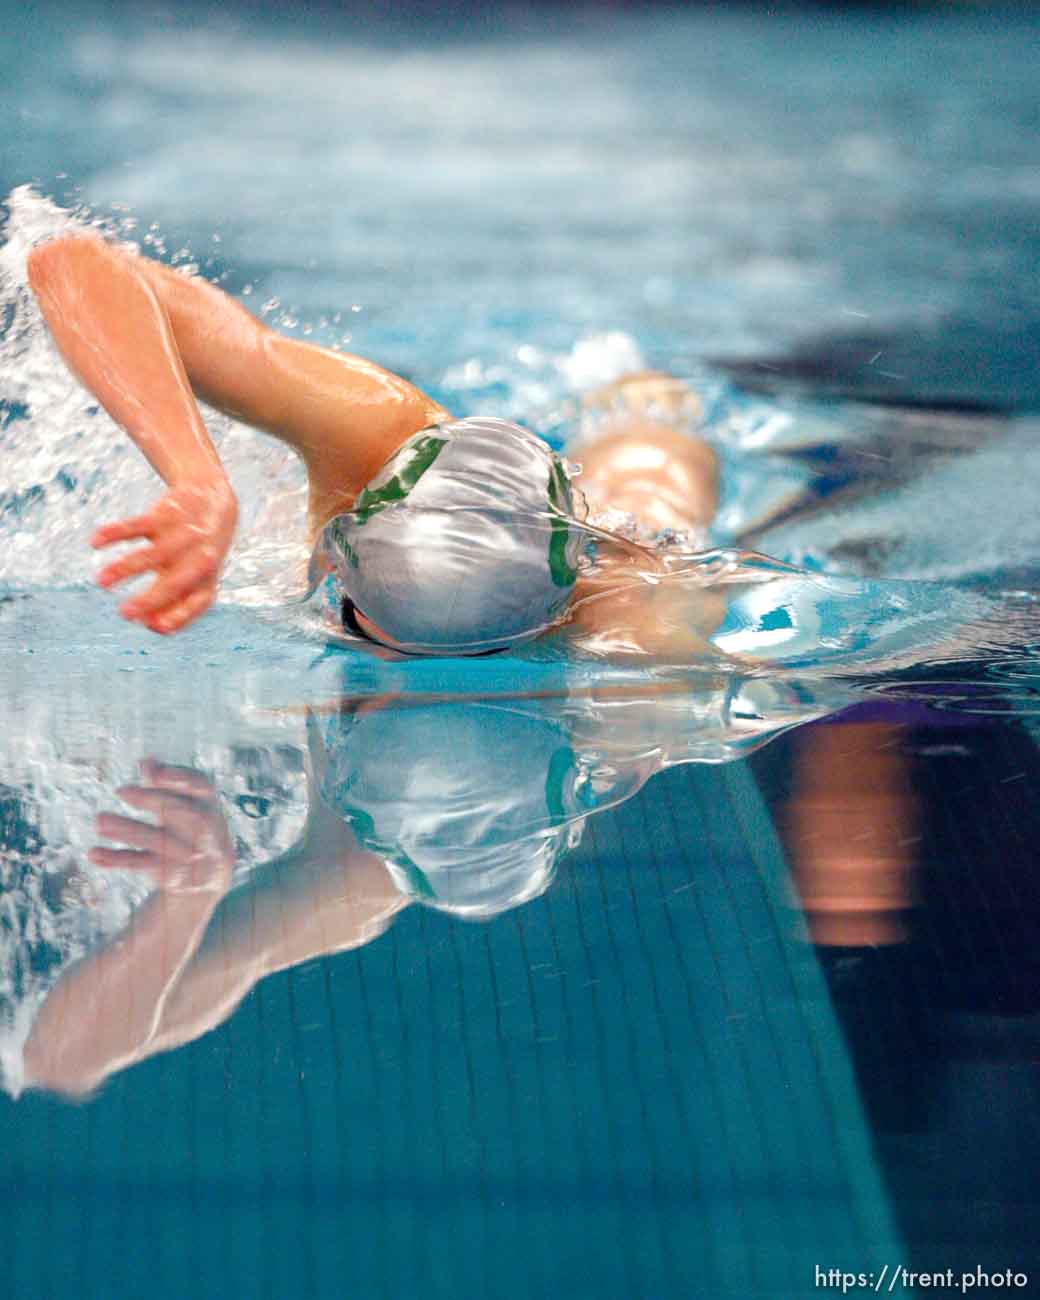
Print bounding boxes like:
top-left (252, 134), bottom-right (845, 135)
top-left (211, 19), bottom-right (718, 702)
top-left (21, 761), bottom-right (404, 1097)
top-left (22, 880), bottom-right (224, 1098)
top-left (147, 842), bottom-right (405, 1060)
top-left (21, 762), bottom-right (233, 1095)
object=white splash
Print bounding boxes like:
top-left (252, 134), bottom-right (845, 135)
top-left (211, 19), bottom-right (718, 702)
top-left (0, 186), bottom-right (310, 601)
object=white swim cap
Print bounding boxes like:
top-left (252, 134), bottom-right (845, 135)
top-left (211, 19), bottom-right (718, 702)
top-left (313, 417), bottom-right (588, 654)
top-left (318, 700), bottom-right (594, 917)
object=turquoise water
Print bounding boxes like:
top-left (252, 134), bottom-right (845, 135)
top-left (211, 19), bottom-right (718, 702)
top-left (4, 3), bottom-right (1040, 1297)
top-left (2, 744), bottom-right (900, 1299)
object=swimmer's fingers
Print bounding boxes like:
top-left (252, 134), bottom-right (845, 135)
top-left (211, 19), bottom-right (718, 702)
top-left (145, 584), bottom-right (217, 635)
top-left (120, 550), bottom-right (219, 627)
top-left (95, 484), bottom-right (235, 634)
top-left (95, 810), bottom-right (189, 856)
top-left (117, 785), bottom-right (217, 838)
top-left (136, 760), bottom-right (217, 800)
top-left (91, 512), bottom-right (160, 549)
top-left (93, 795), bottom-right (233, 891)
top-left (87, 846), bottom-right (159, 873)
top-left (87, 843), bottom-right (189, 891)
top-left (96, 542), bottom-right (170, 591)
top-left (118, 783), bottom-right (209, 815)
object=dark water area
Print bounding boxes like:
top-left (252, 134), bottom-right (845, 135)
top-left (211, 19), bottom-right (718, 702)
top-left (752, 691), bottom-right (1040, 1283)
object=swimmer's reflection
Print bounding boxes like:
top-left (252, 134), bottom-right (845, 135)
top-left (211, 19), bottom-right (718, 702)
top-left (777, 718), bottom-right (919, 948)
top-left (22, 755), bottom-right (403, 1098)
top-left (16, 675), bottom-right (847, 1098)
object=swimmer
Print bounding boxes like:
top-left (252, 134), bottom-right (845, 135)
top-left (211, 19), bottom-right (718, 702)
top-left (27, 234), bottom-right (720, 655)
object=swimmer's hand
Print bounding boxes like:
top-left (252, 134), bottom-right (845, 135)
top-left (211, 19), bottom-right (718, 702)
top-left (92, 479), bottom-right (238, 634)
top-left (89, 760), bottom-right (235, 894)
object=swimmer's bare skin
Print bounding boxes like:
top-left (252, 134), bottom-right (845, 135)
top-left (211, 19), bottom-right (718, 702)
top-left (560, 379), bottom-right (724, 658)
top-left (28, 235), bottom-right (718, 649)
top-left (23, 757), bottom-right (405, 1096)
top-left (29, 234), bottom-right (446, 633)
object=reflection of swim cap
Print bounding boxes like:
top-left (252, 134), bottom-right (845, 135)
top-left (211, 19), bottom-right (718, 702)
top-left (318, 700), bottom-right (641, 918)
top-left (314, 417), bottom-right (587, 654)
top-left (315, 672), bottom-right (842, 917)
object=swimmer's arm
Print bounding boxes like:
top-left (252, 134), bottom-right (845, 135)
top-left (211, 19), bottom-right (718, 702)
top-left (144, 847), bottom-right (406, 1060)
top-left (28, 235), bottom-right (239, 633)
top-left (30, 234), bottom-right (448, 602)
top-left (27, 237), bottom-right (229, 490)
top-left (134, 258), bottom-right (451, 529)
top-left (22, 885), bottom-right (223, 1098)
top-left (25, 836), bottom-right (405, 1095)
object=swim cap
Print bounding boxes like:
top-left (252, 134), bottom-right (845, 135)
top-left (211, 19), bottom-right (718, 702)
top-left (313, 417), bottom-right (587, 654)
top-left (317, 698), bottom-right (640, 918)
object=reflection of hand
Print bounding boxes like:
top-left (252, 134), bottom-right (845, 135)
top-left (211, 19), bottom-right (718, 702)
top-left (89, 759), bottom-right (235, 895)
top-left (93, 478), bottom-right (238, 634)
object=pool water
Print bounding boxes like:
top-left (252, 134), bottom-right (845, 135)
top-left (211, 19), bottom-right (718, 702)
top-left (3, 2), bottom-right (1040, 1297)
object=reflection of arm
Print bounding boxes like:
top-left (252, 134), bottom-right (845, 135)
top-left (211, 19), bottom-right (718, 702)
top-left (23, 887), bottom-right (222, 1097)
top-left (24, 843), bottom-right (403, 1098)
top-left (25, 837), bottom-right (403, 1092)
top-left (24, 752), bottom-right (405, 1097)
top-left (24, 832), bottom-right (403, 1097)
top-left (146, 843), bottom-right (405, 1054)
top-left (147, 723), bottom-right (407, 1061)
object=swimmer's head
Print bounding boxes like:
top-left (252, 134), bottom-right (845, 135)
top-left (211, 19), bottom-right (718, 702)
top-left (317, 698), bottom-right (610, 918)
top-left (313, 417), bottom-right (588, 655)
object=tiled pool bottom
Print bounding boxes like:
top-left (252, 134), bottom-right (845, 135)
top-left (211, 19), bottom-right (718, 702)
top-left (0, 759), bottom-right (900, 1300)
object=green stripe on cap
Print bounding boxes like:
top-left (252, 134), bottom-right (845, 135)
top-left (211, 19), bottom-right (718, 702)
top-left (341, 801), bottom-right (438, 899)
top-left (389, 854), bottom-right (438, 900)
top-left (547, 457), bottom-right (578, 589)
top-left (545, 744), bottom-right (577, 825)
top-left (326, 516), bottom-right (361, 569)
top-left (353, 434), bottom-right (448, 525)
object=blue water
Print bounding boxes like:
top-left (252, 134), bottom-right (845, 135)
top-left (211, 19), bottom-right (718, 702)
top-left (3, 3), bottom-right (1040, 1297)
